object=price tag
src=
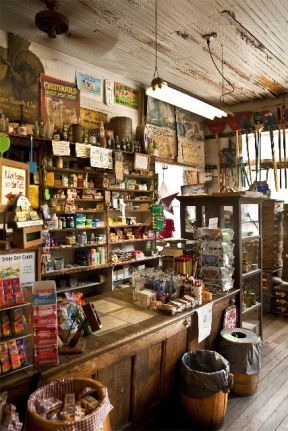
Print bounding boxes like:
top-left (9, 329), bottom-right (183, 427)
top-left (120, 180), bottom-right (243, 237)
top-left (76, 143), bottom-right (90, 158)
top-left (52, 141), bottom-right (70, 156)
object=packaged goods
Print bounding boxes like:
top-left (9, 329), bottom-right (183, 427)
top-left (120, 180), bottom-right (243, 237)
top-left (12, 278), bottom-right (25, 305)
top-left (16, 339), bottom-right (28, 367)
top-left (1, 311), bottom-right (12, 338)
top-left (0, 342), bottom-right (11, 373)
top-left (36, 397), bottom-right (63, 415)
top-left (11, 308), bottom-right (27, 336)
top-left (8, 340), bottom-right (21, 370)
top-left (3, 279), bottom-right (15, 307)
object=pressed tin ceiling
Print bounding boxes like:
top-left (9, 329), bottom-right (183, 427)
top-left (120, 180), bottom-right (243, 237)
top-left (1, 0), bottom-right (288, 108)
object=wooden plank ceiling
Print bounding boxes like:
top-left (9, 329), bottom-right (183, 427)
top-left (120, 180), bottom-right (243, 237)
top-left (1, 0), bottom-right (288, 108)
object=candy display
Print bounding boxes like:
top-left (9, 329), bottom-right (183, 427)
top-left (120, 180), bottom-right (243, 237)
top-left (32, 281), bottom-right (58, 367)
top-left (29, 379), bottom-right (111, 426)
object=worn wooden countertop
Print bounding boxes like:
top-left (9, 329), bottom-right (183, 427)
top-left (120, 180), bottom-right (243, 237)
top-left (1, 287), bottom-right (239, 388)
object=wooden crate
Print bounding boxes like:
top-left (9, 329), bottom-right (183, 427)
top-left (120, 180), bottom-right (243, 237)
top-left (13, 225), bottom-right (42, 249)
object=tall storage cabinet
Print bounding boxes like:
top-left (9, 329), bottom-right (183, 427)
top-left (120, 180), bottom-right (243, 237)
top-left (177, 194), bottom-right (263, 337)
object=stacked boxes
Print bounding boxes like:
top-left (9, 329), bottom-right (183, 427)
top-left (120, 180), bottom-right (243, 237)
top-left (197, 228), bottom-right (234, 293)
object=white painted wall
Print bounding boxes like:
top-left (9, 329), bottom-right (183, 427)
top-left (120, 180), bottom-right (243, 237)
top-left (0, 30), bottom-right (141, 133)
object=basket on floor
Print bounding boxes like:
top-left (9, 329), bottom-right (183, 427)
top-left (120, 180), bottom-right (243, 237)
top-left (27, 377), bottom-right (113, 431)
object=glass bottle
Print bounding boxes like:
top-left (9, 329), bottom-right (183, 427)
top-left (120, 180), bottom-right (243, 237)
top-left (99, 121), bottom-right (107, 148)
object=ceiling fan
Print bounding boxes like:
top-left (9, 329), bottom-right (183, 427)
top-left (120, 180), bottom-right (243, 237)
top-left (35, 0), bottom-right (69, 39)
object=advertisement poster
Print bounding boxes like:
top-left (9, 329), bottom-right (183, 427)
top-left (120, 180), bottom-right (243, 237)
top-left (114, 82), bottom-right (138, 109)
top-left (0, 34), bottom-right (44, 123)
top-left (40, 74), bottom-right (80, 129)
top-left (145, 124), bottom-right (177, 161)
top-left (80, 107), bottom-right (108, 129)
top-left (176, 107), bottom-right (205, 167)
top-left (0, 252), bottom-right (36, 285)
top-left (76, 72), bottom-right (102, 97)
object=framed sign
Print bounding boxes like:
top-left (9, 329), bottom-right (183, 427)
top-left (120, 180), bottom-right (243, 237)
top-left (0, 158), bottom-right (29, 211)
top-left (134, 153), bottom-right (150, 172)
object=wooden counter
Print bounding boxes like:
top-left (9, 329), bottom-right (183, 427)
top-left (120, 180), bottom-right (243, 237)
top-left (1, 287), bottom-right (239, 430)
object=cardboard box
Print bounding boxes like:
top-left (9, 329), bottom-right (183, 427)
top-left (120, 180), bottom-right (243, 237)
top-left (133, 289), bottom-right (156, 308)
top-left (161, 247), bottom-right (183, 257)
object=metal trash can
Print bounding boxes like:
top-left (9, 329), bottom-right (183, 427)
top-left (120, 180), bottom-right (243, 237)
top-left (219, 328), bottom-right (262, 396)
top-left (180, 350), bottom-right (233, 429)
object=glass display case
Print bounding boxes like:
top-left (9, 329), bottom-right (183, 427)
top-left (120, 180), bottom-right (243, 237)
top-left (178, 194), bottom-right (263, 336)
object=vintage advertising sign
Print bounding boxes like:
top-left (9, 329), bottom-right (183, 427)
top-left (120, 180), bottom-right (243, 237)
top-left (0, 34), bottom-right (44, 123)
top-left (114, 82), bottom-right (138, 109)
top-left (76, 72), bottom-right (102, 97)
top-left (176, 107), bottom-right (205, 167)
top-left (80, 107), bottom-right (108, 129)
top-left (40, 74), bottom-right (80, 129)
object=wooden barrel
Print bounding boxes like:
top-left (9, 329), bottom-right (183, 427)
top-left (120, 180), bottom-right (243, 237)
top-left (181, 390), bottom-right (228, 429)
top-left (109, 116), bottom-right (132, 141)
top-left (231, 372), bottom-right (258, 396)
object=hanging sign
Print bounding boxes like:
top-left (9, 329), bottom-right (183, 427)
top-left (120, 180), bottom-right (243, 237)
top-left (90, 146), bottom-right (113, 169)
top-left (76, 143), bottom-right (91, 158)
top-left (52, 141), bottom-right (71, 156)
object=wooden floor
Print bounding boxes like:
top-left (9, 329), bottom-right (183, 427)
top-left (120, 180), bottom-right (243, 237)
top-left (142, 313), bottom-right (288, 431)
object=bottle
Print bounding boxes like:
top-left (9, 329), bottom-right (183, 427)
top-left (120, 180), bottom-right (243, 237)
top-left (58, 217), bottom-right (63, 230)
top-left (62, 217), bottom-right (67, 229)
top-left (90, 249), bottom-right (97, 266)
top-left (39, 122), bottom-right (45, 138)
top-left (51, 213), bottom-right (58, 229)
top-left (0, 113), bottom-right (5, 132)
top-left (115, 135), bottom-right (121, 150)
top-left (62, 123), bottom-right (68, 140)
top-left (33, 121), bottom-right (40, 138)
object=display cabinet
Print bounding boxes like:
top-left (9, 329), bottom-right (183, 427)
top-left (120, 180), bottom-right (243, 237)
top-left (177, 194), bottom-right (263, 337)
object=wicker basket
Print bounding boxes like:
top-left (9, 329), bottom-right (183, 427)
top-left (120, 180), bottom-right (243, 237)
top-left (27, 378), bottom-right (112, 431)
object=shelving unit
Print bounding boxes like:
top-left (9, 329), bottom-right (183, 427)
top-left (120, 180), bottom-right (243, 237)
top-left (5, 135), bottom-right (159, 298)
top-left (178, 194), bottom-right (263, 337)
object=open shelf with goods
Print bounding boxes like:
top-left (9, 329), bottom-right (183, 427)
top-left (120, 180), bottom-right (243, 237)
top-left (177, 194), bottom-right (263, 337)
top-left (7, 134), bottom-right (159, 297)
top-left (0, 284), bottom-right (34, 378)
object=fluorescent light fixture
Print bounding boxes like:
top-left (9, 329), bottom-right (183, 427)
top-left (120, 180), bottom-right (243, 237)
top-left (146, 81), bottom-right (228, 120)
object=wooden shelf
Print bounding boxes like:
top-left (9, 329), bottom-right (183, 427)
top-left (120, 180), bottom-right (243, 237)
top-left (242, 302), bottom-right (262, 315)
top-left (108, 188), bottom-right (154, 193)
top-left (49, 227), bottom-right (106, 232)
top-left (242, 269), bottom-right (262, 278)
top-left (45, 167), bottom-right (104, 175)
top-left (52, 243), bottom-right (106, 250)
top-left (109, 238), bottom-right (153, 245)
top-left (53, 210), bottom-right (105, 215)
top-left (57, 281), bottom-right (103, 294)
top-left (108, 223), bottom-right (151, 228)
top-left (42, 263), bottom-right (109, 278)
top-left (112, 256), bottom-right (159, 268)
